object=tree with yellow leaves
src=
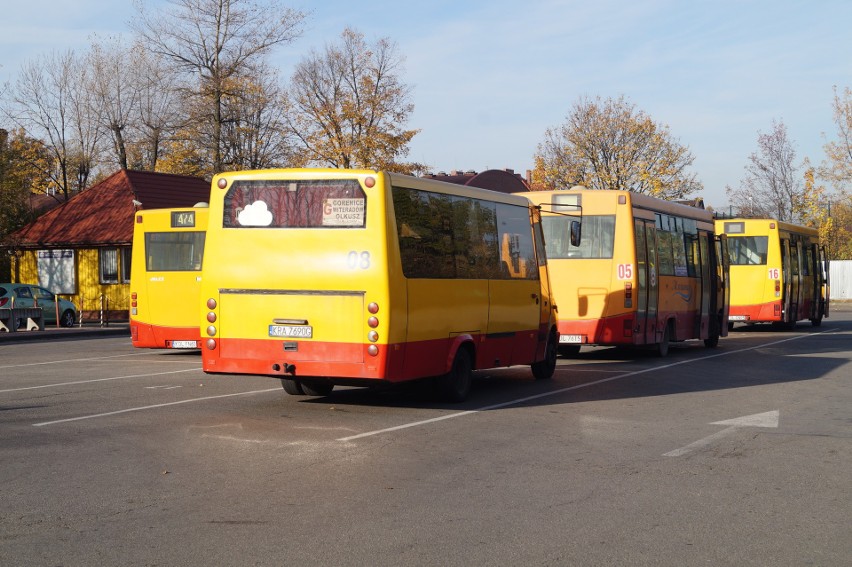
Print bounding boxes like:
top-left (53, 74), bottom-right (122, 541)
top-left (285, 27), bottom-right (422, 174)
top-left (531, 95), bottom-right (701, 199)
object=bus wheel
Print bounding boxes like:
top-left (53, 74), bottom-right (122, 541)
top-left (532, 330), bottom-right (558, 379)
top-left (558, 344), bottom-right (581, 358)
top-left (280, 378), bottom-right (305, 396)
top-left (436, 347), bottom-right (473, 402)
top-left (810, 316), bottom-right (822, 327)
top-left (656, 322), bottom-right (671, 357)
top-left (703, 333), bottom-right (719, 348)
top-left (301, 379), bottom-right (334, 397)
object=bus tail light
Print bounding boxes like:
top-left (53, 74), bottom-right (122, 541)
top-left (624, 282), bottom-right (633, 308)
top-left (623, 318), bottom-right (633, 337)
top-left (206, 338), bottom-right (217, 350)
top-left (367, 345), bottom-right (379, 356)
top-left (774, 280), bottom-right (781, 297)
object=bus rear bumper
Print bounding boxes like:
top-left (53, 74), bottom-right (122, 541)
top-left (131, 320), bottom-right (201, 349)
top-left (728, 301), bottom-right (782, 323)
top-left (557, 314), bottom-right (634, 346)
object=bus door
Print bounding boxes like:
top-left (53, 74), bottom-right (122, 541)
top-left (790, 240), bottom-right (803, 321)
top-left (781, 239), bottom-right (793, 323)
top-left (715, 234), bottom-right (730, 336)
top-left (808, 243), bottom-right (820, 320)
top-left (635, 220), bottom-right (659, 345)
top-left (698, 232), bottom-right (712, 337)
top-left (488, 207), bottom-right (542, 365)
top-left (819, 245), bottom-right (830, 318)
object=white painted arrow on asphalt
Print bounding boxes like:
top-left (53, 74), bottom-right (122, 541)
top-left (663, 410), bottom-right (779, 457)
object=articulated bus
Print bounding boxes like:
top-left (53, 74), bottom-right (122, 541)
top-left (130, 206), bottom-right (208, 349)
top-left (522, 189), bottom-right (729, 357)
top-left (715, 218), bottom-right (829, 328)
top-left (200, 168), bottom-right (560, 401)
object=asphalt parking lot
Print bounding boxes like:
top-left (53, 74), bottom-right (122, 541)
top-left (1, 306), bottom-right (851, 566)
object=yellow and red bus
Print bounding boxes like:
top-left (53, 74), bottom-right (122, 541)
top-left (130, 206), bottom-right (208, 349)
top-left (200, 168), bottom-right (560, 401)
top-left (715, 218), bottom-right (829, 328)
top-left (523, 189), bottom-right (729, 357)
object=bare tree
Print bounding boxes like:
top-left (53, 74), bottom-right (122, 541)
top-left (3, 50), bottom-right (101, 198)
top-left (285, 27), bottom-right (421, 173)
top-left (820, 85), bottom-right (852, 191)
top-left (133, 47), bottom-right (185, 171)
top-left (726, 119), bottom-right (800, 221)
top-left (132, 0), bottom-right (306, 173)
top-left (532, 95), bottom-right (701, 199)
top-left (87, 36), bottom-right (141, 170)
top-left (221, 66), bottom-right (295, 169)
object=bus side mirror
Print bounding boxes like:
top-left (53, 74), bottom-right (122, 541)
top-left (570, 220), bottom-right (581, 247)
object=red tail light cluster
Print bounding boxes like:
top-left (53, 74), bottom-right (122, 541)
top-left (624, 282), bottom-right (633, 308)
top-left (206, 297), bottom-right (218, 350)
top-left (367, 302), bottom-right (379, 356)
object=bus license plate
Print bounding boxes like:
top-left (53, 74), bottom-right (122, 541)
top-left (559, 334), bottom-right (584, 344)
top-left (728, 315), bottom-right (749, 321)
top-left (170, 340), bottom-right (198, 349)
top-left (269, 325), bottom-right (313, 338)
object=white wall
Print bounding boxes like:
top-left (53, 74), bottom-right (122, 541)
top-left (830, 260), bottom-right (852, 300)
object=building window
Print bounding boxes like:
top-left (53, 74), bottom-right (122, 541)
top-left (100, 249), bottom-right (119, 284)
top-left (121, 247), bottom-right (132, 282)
top-left (100, 247), bottom-right (132, 284)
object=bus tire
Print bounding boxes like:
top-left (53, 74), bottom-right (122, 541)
top-left (280, 378), bottom-right (305, 396)
top-left (301, 379), bottom-right (334, 397)
top-left (436, 347), bottom-right (473, 402)
top-left (703, 333), bottom-right (719, 348)
top-left (810, 316), bottom-right (822, 327)
top-left (656, 322), bottom-right (671, 357)
top-left (558, 344), bottom-right (581, 357)
top-left (532, 330), bottom-right (558, 380)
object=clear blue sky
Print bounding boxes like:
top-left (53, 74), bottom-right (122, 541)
top-left (2, 0), bottom-right (850, 209)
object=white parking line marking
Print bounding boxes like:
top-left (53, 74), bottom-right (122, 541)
top-left (337, 329), bottom-right (836, 442)
top-left (0, 352), bottom-right (160, 370)
top-left (33, 388), bottom-right (281, 427)
top-left (0, 368), bottom-right (199, 393)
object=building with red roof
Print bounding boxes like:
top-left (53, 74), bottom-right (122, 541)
top-left (4, 170), bottom-right (210, 321)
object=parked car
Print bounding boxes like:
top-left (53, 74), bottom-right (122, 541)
top-left (0, 283), bottom-right (78, 327)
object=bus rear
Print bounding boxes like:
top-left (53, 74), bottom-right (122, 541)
top-left (201, 169), bottom-right (558, 400)
top-left (527, 189), bottom-right (725, 355)
top-left (717, 218), bottom-right (828, 327)
top-left (130, 207), bottom-right (207, 349)
top-left (200, 170), bottom-right (396, 383)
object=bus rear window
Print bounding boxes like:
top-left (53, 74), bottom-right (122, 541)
top-left (145, 232), bottom-right (206, 271)
top-left (728, 236), bottom-right (768, 265)
top-left (543, 214), bottom-right (614, 259)
top-left (223, 179), bottom-right (366, 228)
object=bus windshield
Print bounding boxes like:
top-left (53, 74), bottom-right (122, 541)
top-left (728, 235), bottom-right (768, 265)
top-left (542, 214), bottom-right (615, 259)
top-left (223, 179), bottom-right (366, 228)
top-left (144, 232), bottom-right (206, 271)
